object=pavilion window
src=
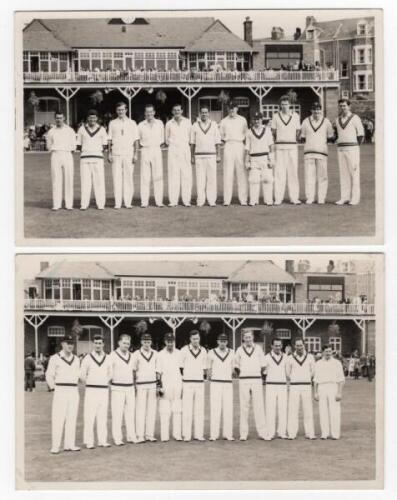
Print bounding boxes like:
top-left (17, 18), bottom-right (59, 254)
top-left (134, 280), bottom-right (144, 299)
top-left (59, 53), bottom-right (68, 72)
top-left (145, 280), bottom-right (156, 300)
top-left (102, 51), bottom-right (112, 71)
top-left (45, 279), bottom-right (52, 299)
top-left (156, 285), bottom-right (167, 300)
top-left (115, 280), bottom-right (122, 300)
top-left (91, 51), bottom-right (101, 71)
top-left (146, 52), bottom-right (156, 70)
top-left (156, 53), bottom-right (166, 71)
top-left (189, 53), bottom-right (197, 70)
top-left (199, 281), bottom-right (210, 299)
top-left (188, 281), bottom-right (199, 299)
top-left (135, 52), bottom-right (144, 70)
top-left (82, 279), bottom-right (91, 300)
top-left (61, 278), bottom-right (71, 300)
top-left (39, 52), bottom-right (49, 72)
top-left (113, 52), bottom-right (124, 70)
top-left (92, 280), bottom-right (101, 300)
top-left (53, 279), bottom-right (60, 300)
top-left (178, 281), bottom-right (188, 299)
top-left (102, 281), bottom-right (110, 300)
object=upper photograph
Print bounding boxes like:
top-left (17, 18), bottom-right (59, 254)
top-left (15, 9), bottom-right (383, 245)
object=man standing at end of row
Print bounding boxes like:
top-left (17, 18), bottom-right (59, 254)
top-left (300, 102), bottom-right (334, 205)
top-left (334, 98), bottom-right (364, 206)
top-left (46, 111), bottom-right (77, 211)
top-left (271, 95), bottom-right (301, 205)
top-left (45, 335), bottom-right (81, 454)
top-left (108, 102), bottom-right (139, 209)
top-left (314, 344), bottom-right (345, 440)
top-left (220, 101), bottom-right (248, 206)
top-left (190, 106), bottom-right (222, 207)
top-left (207, 333), bottom-right (235, 441)
top-left (165, 104), bottom-right (192, 207)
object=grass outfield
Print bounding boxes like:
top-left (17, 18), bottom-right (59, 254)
top-left (23, 144), bottom-right (375, 239)
top-left (24, 379), bottom-right (375, 483)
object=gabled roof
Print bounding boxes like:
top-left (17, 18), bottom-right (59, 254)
top-left (301, 16), bottom-right (375, 41)
top-left (185, 19), bottom-right (254, 52)
top-left (37, 261), bottom-right (114, 280)
top-left (226, 261), bottom-right (297, 284)
top-left (23, 17), bottom-right (217, 50)
top-left (23, 19), bottom-right (71, 51)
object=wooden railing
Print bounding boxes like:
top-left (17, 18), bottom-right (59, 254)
top-left (23, 69), bottom-right (339, 84)
top-left (24, 298), bottom-right (374, 316)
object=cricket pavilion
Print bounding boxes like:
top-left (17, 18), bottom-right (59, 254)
top-left (22, 16), bottom-right (341, 128)
top-left (24, 259), bottom-right (376, 359)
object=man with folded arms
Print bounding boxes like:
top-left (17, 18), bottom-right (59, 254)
top-left (45, 334), bottom-right (81, 454)
top-left (314, 345), bottom-right (345, 439)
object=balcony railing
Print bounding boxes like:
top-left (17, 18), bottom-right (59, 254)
top-left (23, 69), bottom-right (339, 84)
top-left (24, 299), bottom-right (374, 316)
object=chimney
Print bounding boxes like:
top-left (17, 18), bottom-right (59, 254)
top-left (306, 16), bottom-right (316, 28)
top-left (40, 262), bottom-right (49, 272)
top-left (294, 27), bottom-right (302, 40)
top-left (285, 260), bottom-right (295, 274)
top-left (271, 27), bottom-right (285, 41)
top-left (243, 16), bottom-right (253, 46)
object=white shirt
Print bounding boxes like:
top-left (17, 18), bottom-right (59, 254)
top-left (76, 125), bottom-right (108, 159)
top-left (334, 113), bottom-right (364, 148)
top-left (271, 111), bottom-right (300, 149)
top-left (109, 348), bottom-right (134, 390)
top-left (207, 347), bottom-right (235, 382)
top-left (46, 125), bottom-right (77, 152)
top-left (300, 116), bottom-right (334, 158)
top-left (165, 117), bottom-right (191, 148)
top-left (180, 344), bottom-right (207, 381)
top-left (132, 348), bottom-right (158, 386)
top-left (190, 120), bottom-right (221, 155)
top-left (80, 351), bottom-right (112, 387)
top-left (156, 347), bottom-right (182, 386)
top-left (108, 117), bottom-right (139, 155)
top-left (234, 344), bottom-right (265, 378)
top-left (45, 352), bottom-right (80, 389)
top-left (245, 126), bottom-right (274, 155)
top-left (263, 352), bottom-right (288, 384)
top-left (286, 351), bottom-right (315, 384)
top-left (138, 119), bottom-right (165, 148)
top-left (314, 358), bottom-right (345, 384)
top-left (219, 114), bottom-right (248, 142)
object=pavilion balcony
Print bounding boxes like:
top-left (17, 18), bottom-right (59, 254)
top-left (23, 69), bottom-right (339, 85)
top-left (24, 298), bottom-right (374, 316)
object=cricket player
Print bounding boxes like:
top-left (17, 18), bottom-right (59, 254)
top-left (132, 333), bottom-right (158, 442)
top-left (314, 345), bottom-right (345, 439)
top-left (80, 335), bottom-right (112, 449)
top-left (109, 334), bottom-right (137, 446)
top-left (300, 102), bottom-right (334, 204)
top-left (271, 95), bottom-right (301, 205)
top-left (190, 106), bottom-right (222, 207)
top-left (245, 111), bottom-right (275, 206)
top-left (286, 338), bottom-right (316, 440)
top-left (234, 330), bottom-right (266, 440)
top-left (107, 102), bottom-right (139, 209)
top-left (46, 112), bottom-right (77, 211)
top-left (180, 330), bottom-right (208, 441)
top-left (207, 333), bottom-right (235, 441)
top-left (138, 104), bottom-right (165, 207)
top-left (263, 338), bottom-right (288, 440)
top-left (76, 109), bottom-right (108, 210)
top-left (45, 335), bottom-right (80, 454)
top-left (220, 100), bottom-right (248, 206)
top-left (165, 104), bottom-right (192, 207)
top-left (334, 98), bottom-right (364, 205)
top-left (156, 332), bottom-right (183, 442)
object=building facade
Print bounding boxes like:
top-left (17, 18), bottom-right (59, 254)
top-left (24, 259), bottom-right (376, 359)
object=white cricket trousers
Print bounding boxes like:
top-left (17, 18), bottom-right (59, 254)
top-left (239, 379), bottom-right (266, 439)
top-left (51, 385), bottom-right (79, 450)
top-left (248, 157), bottom-right (273, 205)
top-left (182, 381), bottom-right (205, 440)
top-left (140, 147), bottom-right (163, 206)
top-left (304, 156), bottom-right (328, 203)
top-left (223, 142), bottom-right (248, 205)
top-left (337, 146), bottom-right (360, 204)
top-left (112, 154), bottom-right (134, 208)
top-left (159, 381), bottom-right (182, 441)
top-left (136, 385), bottom-right (157, 440)
top-left (265, 384), bottom-right (287, 439)
top-left (80, 158), bottom-right (106, 209)
top-left (167, 146), bottom-right (192, 206)
top-left (51, 151), bottom-right (74, 209)
top-left (287, 384), bottom-right (315, 439)
top-left (195, 155), bottom-right (217, 206)
top-left (83, 387), bottom-right (109, 446)
top-left (210, 381), bottom-right (233, 440)
top-left (274, 147), bottom-right (299, 204)
top-left (111, 387), bottom-right (137, 443)
top-left (318, 383), bottom-right (341, 439)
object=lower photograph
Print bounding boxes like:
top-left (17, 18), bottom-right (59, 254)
top-left (15, 253), bottom-right (383, 490)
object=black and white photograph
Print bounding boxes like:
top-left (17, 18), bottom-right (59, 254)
top-left (15, 9), bottom-right (383, 245)
top-left (16, 253), bottom-right (383, 489)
